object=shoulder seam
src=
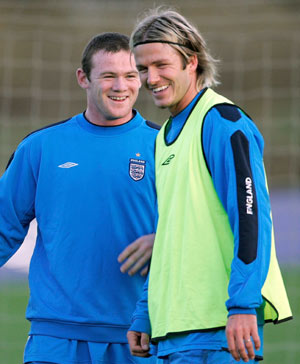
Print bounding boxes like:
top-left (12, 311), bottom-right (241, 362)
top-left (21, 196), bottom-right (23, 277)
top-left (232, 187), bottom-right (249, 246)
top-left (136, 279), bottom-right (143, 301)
top-left (23, 118), bottom-right (71, 141)
top-left (145, 120), bottom-right (161, 130)
top-left (214, 103), bottom-right (241, 122)
top-left (5, 118), bottom-right (71, 170)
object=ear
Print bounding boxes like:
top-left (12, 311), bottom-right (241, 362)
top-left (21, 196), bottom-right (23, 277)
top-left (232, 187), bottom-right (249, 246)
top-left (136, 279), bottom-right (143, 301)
top-left (187, 54), bottom-right (198, 73)
top-left (137, 74), bottom-right (142, 89)
top-left (76, 68), bottom-right (89, 89)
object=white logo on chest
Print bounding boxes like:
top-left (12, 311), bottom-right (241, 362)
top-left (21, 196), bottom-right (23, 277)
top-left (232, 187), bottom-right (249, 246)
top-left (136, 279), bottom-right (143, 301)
top-left (58, 162), bottom-right (79, 168)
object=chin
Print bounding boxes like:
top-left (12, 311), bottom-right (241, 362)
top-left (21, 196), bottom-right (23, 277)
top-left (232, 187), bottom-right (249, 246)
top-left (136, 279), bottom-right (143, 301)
top-left (153, 99), bottom-right (170, 109)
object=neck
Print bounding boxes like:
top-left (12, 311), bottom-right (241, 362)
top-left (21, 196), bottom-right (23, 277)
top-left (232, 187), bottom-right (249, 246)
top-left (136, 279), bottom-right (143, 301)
top-left (170, 90), bottom-right (198, 116)
top-left (85, 108), bottom-right (133, 127)
top-left (169, 78), bottom-right (201, 116)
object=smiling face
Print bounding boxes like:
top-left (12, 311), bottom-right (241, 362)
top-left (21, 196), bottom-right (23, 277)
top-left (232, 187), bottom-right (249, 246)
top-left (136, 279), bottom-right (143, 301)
top-left (77, 49), bottom-right (141, 126)
top-left (133, 42), bottom-right (198, 116)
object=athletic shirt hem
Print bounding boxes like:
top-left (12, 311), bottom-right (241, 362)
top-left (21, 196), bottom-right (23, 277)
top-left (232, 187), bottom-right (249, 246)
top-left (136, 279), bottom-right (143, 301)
top-left (30, 320), bottom-right (129, 343)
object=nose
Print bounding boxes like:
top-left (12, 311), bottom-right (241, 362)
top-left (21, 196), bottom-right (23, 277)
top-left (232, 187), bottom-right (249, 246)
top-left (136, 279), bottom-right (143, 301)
top-left (146, 67), bottom-right (160, 86)
top-left (112, 77), bottom-right (127, 91)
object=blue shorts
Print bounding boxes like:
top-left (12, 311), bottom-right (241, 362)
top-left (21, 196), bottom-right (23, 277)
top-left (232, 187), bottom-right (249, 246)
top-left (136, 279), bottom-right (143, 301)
top-left (160, 349), bottom-right (259, 364)
top-left (24, 335), bottom-right (159, 364)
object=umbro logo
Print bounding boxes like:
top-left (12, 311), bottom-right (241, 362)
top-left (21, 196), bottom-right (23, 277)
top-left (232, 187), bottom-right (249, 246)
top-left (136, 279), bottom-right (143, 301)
top-left (58, 162), bottom-right (79, 168)
top-left (162, 154), bottom-right (175, 165)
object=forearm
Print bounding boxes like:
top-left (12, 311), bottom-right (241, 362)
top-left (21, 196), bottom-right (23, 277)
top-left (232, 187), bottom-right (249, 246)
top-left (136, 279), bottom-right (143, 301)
top-left (130, 274), bottom-right (151, 335)
top-left (0, 144), bottom-right (36, 265)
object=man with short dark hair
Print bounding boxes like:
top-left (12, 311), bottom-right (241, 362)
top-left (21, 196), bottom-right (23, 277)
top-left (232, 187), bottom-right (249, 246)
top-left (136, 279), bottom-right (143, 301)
top-left (0, 32), bottom-right (159, 364)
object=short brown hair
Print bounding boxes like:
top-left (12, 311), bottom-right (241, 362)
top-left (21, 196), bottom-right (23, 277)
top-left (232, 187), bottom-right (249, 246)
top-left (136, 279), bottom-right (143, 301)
top-left (81, 32), bottom-right (130, 81)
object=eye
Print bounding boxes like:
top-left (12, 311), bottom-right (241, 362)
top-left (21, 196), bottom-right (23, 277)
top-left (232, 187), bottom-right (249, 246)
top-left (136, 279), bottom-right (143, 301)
top-left (126, 74), bottom-right (138, 79)
top-left (101, 74), bottom-right (114, 79)
top-left (137, 67), bottom-right (147, 73)
top-left (157, 63), bottom-right (168, 68)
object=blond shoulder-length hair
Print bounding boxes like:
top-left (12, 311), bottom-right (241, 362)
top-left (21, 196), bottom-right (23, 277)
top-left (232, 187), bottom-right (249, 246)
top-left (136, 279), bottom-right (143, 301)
top-left (130, 7), bottom-right (220, 89)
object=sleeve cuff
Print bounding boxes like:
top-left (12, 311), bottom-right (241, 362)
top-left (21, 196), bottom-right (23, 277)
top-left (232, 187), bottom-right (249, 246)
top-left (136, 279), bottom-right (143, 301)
top-left (228, 307), bottom-right (257, 317)
top-left (129, 317), bottom-right (151, 335)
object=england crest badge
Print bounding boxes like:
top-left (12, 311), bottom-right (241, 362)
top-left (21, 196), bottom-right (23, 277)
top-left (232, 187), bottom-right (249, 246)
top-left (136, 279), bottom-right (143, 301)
top-left (129, 158), bottom-right (146, 181)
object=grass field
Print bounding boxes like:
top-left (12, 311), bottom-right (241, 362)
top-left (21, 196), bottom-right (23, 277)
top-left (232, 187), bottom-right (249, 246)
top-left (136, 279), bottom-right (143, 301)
top-left (0, 279), bottom-right (29, 364)
top-left (0, 267), bottom-right (299, 364)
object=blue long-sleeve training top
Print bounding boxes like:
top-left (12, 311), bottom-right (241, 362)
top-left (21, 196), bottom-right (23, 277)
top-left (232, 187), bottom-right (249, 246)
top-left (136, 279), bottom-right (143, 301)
top-left (0, 111), bottom-right (159, 343)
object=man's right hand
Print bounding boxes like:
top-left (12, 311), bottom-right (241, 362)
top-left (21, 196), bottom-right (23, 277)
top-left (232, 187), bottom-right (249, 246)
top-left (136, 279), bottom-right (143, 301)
top-left (127, 330), bottom-right (151, 357)
top-left (118, 233), bottom-right (155, 276)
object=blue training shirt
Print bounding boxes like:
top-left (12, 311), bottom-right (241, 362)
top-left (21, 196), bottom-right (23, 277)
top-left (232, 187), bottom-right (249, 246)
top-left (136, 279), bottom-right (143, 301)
top-left (0, 110), bottom-right (159, 343)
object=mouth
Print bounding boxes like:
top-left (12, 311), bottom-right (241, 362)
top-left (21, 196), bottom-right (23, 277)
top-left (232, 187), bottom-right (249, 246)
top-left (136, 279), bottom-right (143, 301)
top-left (151, 85), bottom-right (169, 94)
top-left (109, 96), bottom-right (128, 101)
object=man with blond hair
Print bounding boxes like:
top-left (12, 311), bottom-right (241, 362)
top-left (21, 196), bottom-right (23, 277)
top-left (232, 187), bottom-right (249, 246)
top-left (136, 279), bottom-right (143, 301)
top-left (127, 8), bottom-right (292, 364)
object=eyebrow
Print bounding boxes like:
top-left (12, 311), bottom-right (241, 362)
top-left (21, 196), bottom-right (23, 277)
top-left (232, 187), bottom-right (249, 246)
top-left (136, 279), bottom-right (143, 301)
top-left (136, 59), bottom-right (171, 69)
top-left (99, 70), bottom-right (139, 76)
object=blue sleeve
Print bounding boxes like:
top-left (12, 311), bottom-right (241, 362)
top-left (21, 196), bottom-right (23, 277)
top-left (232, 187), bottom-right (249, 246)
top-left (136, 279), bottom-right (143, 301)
top-left (202, 105), bottom-right (272, 316)
top-left (129, 274), bottom-right (151, 335)
top-left (0, 139), bottom-right (36, 266)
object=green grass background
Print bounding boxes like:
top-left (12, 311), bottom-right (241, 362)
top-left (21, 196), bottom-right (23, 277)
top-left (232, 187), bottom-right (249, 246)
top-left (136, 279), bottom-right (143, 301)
top-left (0, 267), bottom-right (298, 364)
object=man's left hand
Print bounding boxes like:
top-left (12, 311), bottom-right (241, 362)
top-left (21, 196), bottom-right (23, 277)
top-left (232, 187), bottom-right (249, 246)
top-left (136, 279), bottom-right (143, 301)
top-left (226, 314), bottom-right (260, 362)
